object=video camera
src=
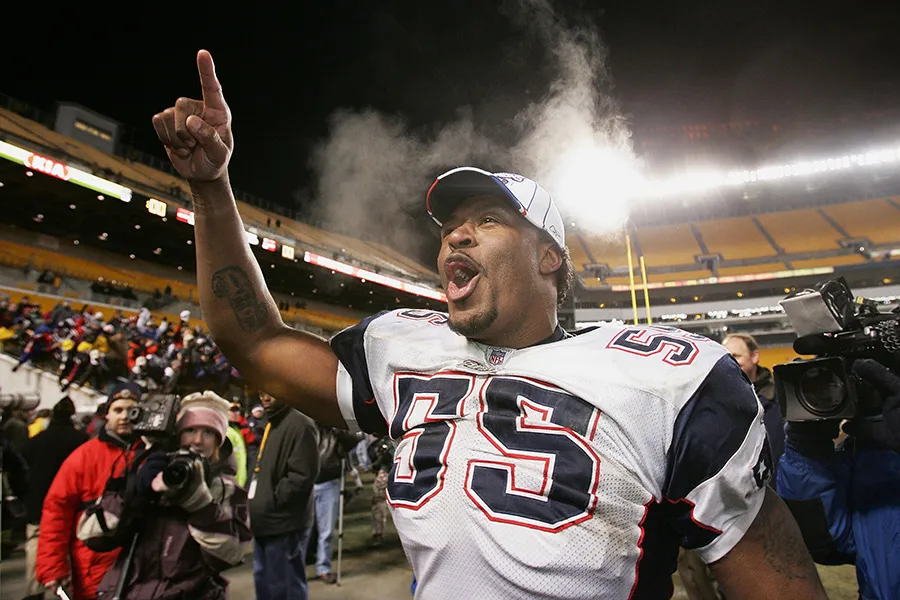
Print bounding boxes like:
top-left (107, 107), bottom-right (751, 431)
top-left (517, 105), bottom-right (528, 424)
top-left (127, 393), bottom-right (206, 493)
top-left (774, 277), bottom-right (900, 421)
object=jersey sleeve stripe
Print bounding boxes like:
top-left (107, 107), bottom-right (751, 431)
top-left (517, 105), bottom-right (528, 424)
top-left (330, 311), bottom-right (390, 435)
top-left (335, 362), bottom-right (361, 434)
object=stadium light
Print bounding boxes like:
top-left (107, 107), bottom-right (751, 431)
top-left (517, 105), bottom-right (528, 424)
top-left (304, 251), bottom-right (446, 302)
top-left (633, 143), bottom-right (900, 200)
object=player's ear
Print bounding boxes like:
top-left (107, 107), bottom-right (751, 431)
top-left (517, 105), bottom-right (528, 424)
top-left (538, 241), bottom-right (563, 276)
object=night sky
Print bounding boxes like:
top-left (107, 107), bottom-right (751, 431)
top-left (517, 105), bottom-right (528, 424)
top-left (6, 0), bottom-right (900, 214)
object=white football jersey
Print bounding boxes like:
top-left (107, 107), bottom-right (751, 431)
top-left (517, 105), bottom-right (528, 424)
top-left (331, 309), bottom-right (771, 600)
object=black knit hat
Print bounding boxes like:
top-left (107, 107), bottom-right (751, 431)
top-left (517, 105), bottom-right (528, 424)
top-left (53, 396), bottom-right (76, 419)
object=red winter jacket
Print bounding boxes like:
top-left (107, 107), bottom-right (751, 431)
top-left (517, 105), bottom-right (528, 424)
top-left (36, 428), bottom-right (139, 600)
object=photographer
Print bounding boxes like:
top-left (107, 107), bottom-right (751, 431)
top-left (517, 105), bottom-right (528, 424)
top-left (78, 390), bottom-right (252, 600)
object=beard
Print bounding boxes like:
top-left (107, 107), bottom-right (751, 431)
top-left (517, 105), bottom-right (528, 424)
top-left (448, 304), bottom-right (499, 340)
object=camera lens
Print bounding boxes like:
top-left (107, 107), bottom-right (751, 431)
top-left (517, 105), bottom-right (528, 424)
top-left (162, 457), bottom-right (193, 490)
top-left (127, 407), bottom-right (141, 422)
top-left (798, 365), bottom-right (847, 417)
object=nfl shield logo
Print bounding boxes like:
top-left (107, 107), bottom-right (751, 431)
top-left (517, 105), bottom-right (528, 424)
top-left (488, 349), bottom-right (507, 365)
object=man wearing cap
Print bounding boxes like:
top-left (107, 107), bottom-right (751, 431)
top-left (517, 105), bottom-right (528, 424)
top-left (22, 397), bottom-right (89, 600)
top-left (36, 383), bottom-right (142, 600)
top-left (153, 51), bottom-right (826, 599)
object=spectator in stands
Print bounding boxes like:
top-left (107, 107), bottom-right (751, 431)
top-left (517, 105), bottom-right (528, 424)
top-left (21, 397), bottom-right (88, 600)
top-left (49, 300), bottom-right (73, 325)
top-left (36, 383), bottom-right (142, 600)
top-left (723, 333), bottom-right (785, 473)
top-left (249, 392), bottom-right (319, 600)
top-left (12, 321), bottom-right (56, 372)
top-left (313, 425), bottom-right (361, 584)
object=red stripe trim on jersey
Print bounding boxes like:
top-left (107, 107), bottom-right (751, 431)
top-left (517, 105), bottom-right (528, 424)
top-left (665, 497), bottom-right (724, 534)
top-left (627, 499), bottom-right (654, 600)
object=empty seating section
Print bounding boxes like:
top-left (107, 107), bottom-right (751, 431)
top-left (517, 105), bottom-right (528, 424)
top-left (0, 240), bottom-right (196, 300)
top-left (821, 199), bottom-right (900, 245)
top-left (578, 233), bottom-right (630, 271)
top-left (693, 217), bottom-right (777, 261)
top-left (566, 236), bottom-right (594, 271)
top-left (755, 209), bottom-right (838, 253)
top-left (634, 224), bottom-right (701, 267)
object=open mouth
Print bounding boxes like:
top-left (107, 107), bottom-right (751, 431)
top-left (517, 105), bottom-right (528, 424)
top-left (445, 256), bottom-right (481, 302)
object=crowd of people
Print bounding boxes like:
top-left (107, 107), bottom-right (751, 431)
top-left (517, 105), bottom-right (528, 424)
top-left (0, 296), bottom-right (244, 400)
top-left (1, 385), bottom-right (397, 600)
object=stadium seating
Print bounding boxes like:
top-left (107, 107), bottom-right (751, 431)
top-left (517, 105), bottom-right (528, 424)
top-left (0, 106), bottom-right (439, 287)
top-left (692, 217), bottom-right (778, 261)
top-left (0, 240), bottom-right (197, 300)
top-left (820, 198), bottom-right (900, 245)
top-left (566, 196), bottom-right (900, 288)
top-left (633, 224), bottom-right (701, 267)
top-left (755, 209), bottom-right (839, 254)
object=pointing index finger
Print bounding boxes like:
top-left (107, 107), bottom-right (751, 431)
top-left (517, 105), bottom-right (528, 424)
top-left (197, 49), bottom-right (227, 110)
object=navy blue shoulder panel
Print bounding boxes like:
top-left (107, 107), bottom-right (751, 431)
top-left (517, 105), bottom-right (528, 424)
top-left (330, 311), bottom-right (391, 435)
top-left (664, 354), bottom-right (762, 548)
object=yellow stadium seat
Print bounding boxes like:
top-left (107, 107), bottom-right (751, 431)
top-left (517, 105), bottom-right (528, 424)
top-left (755, 209), bottom-right (840, 253)
top-left (693, 217), bottom-right (777, 260)
top-left (634, 224), bottom-right (702, 267)
top-left (820, 199), bottom-right (900, 245)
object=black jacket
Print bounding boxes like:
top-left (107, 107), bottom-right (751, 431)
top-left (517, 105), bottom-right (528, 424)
top-left (316, 426), bottom-right (360, 483)
top-left (22, 417), bottom-right (89, 524)
top-left (754, 366), bottom-right (785, 475)
top-left (248, 406), bottom-right (318, 537)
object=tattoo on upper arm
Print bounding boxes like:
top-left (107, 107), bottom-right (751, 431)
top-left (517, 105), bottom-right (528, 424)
top-left (749, 488), bottom-right (822, 582)
top-left (211, 266), bottom-right (267, 333)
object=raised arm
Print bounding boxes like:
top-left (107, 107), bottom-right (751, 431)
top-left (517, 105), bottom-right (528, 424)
top-left (152, 50), bottom-right (343, 426)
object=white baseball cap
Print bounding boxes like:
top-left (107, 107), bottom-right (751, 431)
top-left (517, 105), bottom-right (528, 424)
top-left (425, 167), bottom-right (565, 249)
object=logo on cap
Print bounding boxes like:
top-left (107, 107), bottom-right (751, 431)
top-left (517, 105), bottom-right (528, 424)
top-left (495, 173), bottom-right (525, 185)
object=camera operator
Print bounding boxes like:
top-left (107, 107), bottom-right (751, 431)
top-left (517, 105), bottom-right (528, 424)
top-left (36, 383), bottom-right (142, 600)
top-left (777, 359), bottom-right (900, 600)
top-left (775, 279), bottom-right (900, 600)
top-left (78, 390), bottom-right (252, 600)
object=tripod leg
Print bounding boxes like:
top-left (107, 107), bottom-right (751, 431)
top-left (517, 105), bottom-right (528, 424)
top-left (337, 458), bottom-right (345, 586)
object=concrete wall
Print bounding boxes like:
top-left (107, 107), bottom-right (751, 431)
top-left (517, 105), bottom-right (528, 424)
top-left (0, 353), bottom-right (103, 414)
top-left (576, 283), bottom-right (900, 324)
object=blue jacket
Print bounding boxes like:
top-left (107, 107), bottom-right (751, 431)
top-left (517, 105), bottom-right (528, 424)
top-left (777, 437), bottom-right (900, 600)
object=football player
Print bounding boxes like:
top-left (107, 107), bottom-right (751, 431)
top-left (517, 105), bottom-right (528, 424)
top-left (152, 50), bottom-right (827, 599)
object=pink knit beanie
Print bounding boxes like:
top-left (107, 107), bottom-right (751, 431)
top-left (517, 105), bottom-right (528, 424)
top-left (176, 391), bottom-right (230, 446)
